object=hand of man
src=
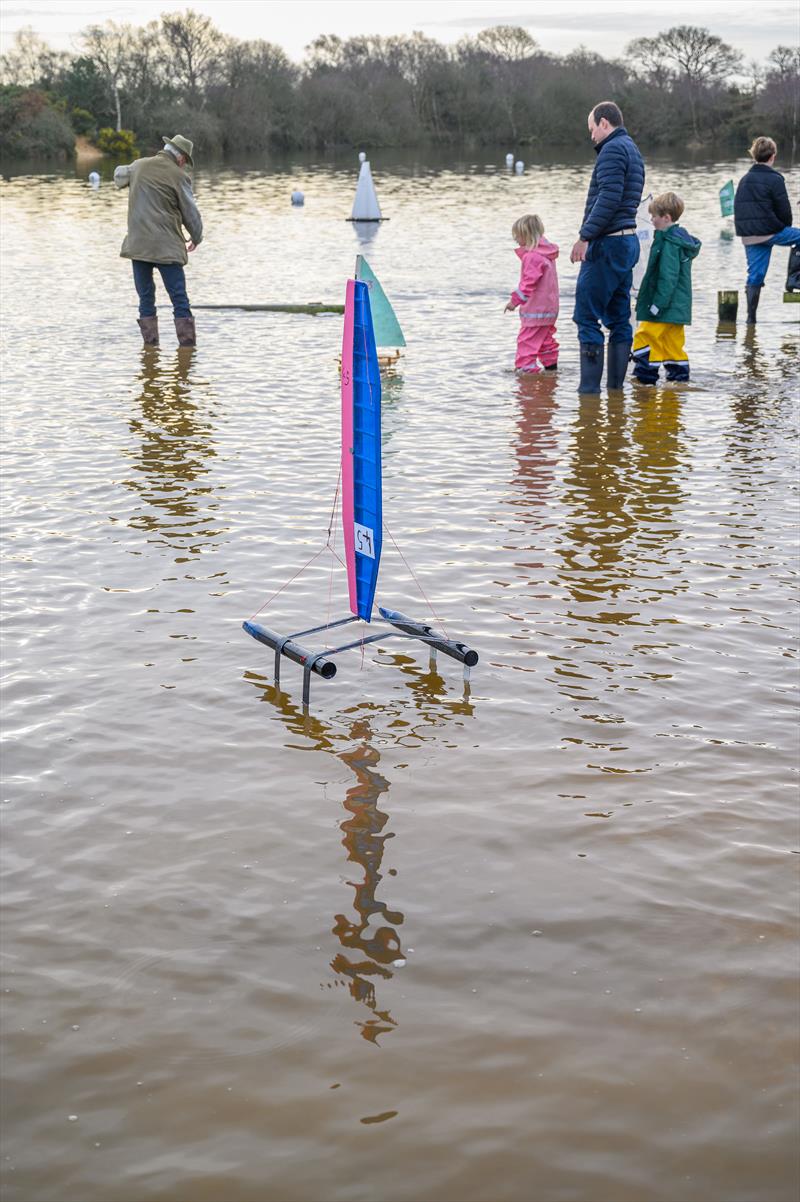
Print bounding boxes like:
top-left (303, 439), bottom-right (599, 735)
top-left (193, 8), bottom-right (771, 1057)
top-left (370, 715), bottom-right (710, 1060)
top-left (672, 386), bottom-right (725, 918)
top-left (570, 239), bottom-right (589, 263)
top-left (186, 240), bottom-right (197, 253)
top-left (504, 302), bottom-right (514, 313)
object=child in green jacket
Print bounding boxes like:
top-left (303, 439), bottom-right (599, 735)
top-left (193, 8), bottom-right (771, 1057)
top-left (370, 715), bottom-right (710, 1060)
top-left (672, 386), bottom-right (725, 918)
top-left (632, 192), bottom-right (701, 383)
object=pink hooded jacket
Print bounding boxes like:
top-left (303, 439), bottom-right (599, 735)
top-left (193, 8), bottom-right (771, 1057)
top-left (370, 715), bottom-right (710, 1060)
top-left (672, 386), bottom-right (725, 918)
top-left (509, 238), bottom-right (559, 326)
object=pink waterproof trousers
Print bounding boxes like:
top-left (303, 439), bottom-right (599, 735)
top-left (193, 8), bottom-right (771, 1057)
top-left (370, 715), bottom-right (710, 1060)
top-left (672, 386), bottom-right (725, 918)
top-left (515, 323), bottom-right (559, 371)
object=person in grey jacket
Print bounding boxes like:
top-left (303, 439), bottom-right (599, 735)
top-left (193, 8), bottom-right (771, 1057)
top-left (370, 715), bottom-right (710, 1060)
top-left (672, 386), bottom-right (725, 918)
top-left (114, 134), bottom-right (203, 347)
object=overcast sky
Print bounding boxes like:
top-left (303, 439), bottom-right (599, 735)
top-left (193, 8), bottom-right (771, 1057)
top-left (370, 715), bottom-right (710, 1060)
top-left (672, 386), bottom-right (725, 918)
top-left (1, 0), bottom-right (798, 61)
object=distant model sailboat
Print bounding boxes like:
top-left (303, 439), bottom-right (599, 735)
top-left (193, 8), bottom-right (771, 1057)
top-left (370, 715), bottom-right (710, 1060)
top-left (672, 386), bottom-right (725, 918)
top-left (243, 274), bottom-right (476, 706)
top-left (348, 152), bottom-right (385, 223)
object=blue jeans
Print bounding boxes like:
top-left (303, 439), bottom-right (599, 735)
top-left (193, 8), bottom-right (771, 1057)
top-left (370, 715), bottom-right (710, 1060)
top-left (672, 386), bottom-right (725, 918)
top-left (132, 260), bottom-right (192, 318)
top-left (573, 234), bottom-right (640, 345)
top-left (744, 227), bottom-right (800, 286)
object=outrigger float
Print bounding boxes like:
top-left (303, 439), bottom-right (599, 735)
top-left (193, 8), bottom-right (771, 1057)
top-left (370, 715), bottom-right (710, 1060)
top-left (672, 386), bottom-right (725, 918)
top-left (243, 272), bottom-right (477, 707)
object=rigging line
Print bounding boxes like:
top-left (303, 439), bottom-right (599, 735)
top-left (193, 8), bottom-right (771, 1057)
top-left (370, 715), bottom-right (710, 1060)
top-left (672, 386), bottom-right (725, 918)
top-left (383, 520), bottom-right (451, 641)
top-left (248, 545), bottom-right (328, 619)
top-left (324, 477), bottom-right (341, 643)
top-left (250, 472), bottom-right (345, 621)
top-left (325, 465), bottom-right (342, 544)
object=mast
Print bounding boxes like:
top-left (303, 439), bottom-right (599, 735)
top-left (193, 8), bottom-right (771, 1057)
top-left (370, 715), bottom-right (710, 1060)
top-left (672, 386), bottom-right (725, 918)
top-left (341, 278), bottom-right (383, 621)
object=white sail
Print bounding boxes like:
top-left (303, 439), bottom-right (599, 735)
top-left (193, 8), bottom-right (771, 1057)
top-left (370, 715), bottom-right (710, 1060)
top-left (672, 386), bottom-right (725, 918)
top-left (632, 193), bottom-right (653, 294)
top-left (351, 160), bottom-right (382, 221)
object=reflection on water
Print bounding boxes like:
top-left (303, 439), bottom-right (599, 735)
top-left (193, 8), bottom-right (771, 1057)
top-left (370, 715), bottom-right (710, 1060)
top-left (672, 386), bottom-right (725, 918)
top-left (244, 656), bottom-right (475, 1044)
top-left (2, 154), bottom-right (798, 1202)
top-left (558, 394), bottom-right (636, 608)
top-left (627, 387), bottom-right (687, 545)
top-left (123, 347), bottom-right (223, 560)
top-left (334, 729), bottom-right (402, 1044)
top-left (556, 389), bottom-right (687, 618)
top-left (512, 372), bottom-right (559, 507)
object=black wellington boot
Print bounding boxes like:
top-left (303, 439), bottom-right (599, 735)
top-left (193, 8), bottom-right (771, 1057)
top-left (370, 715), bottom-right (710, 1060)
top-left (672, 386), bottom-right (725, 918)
top-left (577, 343), bottom-right (604, 395)
top-left (607, 340), bottom-right (632, 389)
top-left (745, 285), bottom-right (762, 325)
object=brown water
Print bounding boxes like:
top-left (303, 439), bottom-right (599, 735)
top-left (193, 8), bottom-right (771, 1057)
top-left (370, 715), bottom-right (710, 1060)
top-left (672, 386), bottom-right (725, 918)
top-left (1, 150), bottom-right (799, 1202)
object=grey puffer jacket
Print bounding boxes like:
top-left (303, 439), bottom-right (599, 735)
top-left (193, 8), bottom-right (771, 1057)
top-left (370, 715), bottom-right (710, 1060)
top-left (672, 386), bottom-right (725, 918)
top-left (114, 151), bottom-right (203, 264)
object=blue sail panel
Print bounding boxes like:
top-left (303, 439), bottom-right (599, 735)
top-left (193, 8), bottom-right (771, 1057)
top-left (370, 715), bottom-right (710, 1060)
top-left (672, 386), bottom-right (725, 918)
top-left (348, 279), bottom-right (382, 621)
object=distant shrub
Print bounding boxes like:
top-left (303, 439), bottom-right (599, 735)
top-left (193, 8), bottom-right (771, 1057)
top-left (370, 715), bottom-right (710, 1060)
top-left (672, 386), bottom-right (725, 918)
top-left (70, 107), bottom-right (96, 136)
top-left (0, 85), bottom-right (75, 159)
top-left (97, 127), bottom-right (139, 158)
top-left (139, 105), bottom-right (224, 157)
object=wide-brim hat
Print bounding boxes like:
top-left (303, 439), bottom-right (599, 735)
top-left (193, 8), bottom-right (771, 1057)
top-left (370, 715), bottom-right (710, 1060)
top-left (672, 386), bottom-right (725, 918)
top-left (162, 134), bottom-right (194, 165)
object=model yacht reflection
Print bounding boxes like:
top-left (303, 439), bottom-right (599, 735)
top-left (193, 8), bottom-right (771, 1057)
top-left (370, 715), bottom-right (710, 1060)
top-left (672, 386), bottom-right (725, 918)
top-left (333, 729), bottom-right (401, 1044)
top-left (123, 347), bottom-right (223, 560)
top-left (243, 660), bottom-right (474, 1042)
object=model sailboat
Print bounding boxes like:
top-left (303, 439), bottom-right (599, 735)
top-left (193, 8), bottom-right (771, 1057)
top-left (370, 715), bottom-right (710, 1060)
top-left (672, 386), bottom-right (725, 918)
top-left (243, 275), bottom-right (476, 707)
top-left (348, 153), bottom-right (384, 223)
top-left (355, 256), bottom-right (405, 366)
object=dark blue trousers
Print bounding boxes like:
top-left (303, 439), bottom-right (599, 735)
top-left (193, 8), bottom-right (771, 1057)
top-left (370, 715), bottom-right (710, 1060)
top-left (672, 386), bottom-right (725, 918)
top-left (132, 260), bottom-right (192, 319)
top-left (573, 234), bottom-right (639, 345)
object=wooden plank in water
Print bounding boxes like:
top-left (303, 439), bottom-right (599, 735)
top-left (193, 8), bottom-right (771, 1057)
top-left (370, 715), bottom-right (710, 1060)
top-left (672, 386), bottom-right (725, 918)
top-left (193, 302), bottom-right (345, 312)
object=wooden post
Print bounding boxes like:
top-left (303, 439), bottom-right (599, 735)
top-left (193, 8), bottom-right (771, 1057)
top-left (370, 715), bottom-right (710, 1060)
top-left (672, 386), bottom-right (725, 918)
top-left (718, 290), bottom-right (738, 321)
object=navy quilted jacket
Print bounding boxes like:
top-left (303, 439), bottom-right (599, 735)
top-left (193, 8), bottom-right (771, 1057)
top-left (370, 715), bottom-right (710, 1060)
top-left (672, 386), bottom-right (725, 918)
top-left (579, 126), bottom-right (646, 241)
top-left (733, 164), bottom-right (792, 237)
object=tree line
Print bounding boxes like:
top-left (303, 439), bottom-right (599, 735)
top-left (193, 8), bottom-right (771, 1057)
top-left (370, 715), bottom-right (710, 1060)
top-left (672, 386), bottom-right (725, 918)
top-left (1, 11), bottom-right (797, 161)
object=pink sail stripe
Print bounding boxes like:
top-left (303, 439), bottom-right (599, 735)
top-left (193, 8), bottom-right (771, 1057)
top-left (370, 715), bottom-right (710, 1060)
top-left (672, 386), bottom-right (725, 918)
top-left (340, 278), bottom-right (357, 615)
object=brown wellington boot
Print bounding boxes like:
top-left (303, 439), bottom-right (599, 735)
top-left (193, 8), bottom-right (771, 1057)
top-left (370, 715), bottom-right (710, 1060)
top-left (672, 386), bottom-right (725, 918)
top-left (137, 316), bottom-right (159, 347)
top-left (174, 316), bottom-right (197, 347)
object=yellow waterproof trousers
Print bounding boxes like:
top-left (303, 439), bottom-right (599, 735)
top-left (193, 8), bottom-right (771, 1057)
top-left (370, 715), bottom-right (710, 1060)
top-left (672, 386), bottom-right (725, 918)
top-left (632, 321), bottom-right (689, 382)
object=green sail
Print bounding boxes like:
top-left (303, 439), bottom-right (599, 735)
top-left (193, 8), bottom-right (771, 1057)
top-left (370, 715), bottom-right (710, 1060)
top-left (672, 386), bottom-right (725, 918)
top-left (354, 256), bottom-right (406, 348)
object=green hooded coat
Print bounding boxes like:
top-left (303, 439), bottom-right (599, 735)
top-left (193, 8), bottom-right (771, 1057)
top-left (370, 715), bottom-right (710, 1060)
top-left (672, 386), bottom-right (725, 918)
top-left (636, 225), bottom-right (702, 326)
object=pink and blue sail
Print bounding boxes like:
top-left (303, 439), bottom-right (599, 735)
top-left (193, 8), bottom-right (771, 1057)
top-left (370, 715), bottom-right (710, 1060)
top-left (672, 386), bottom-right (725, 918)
top-left (242, 269), bottom-right (476, 706)
top-left (341, 277), bottom-right (382, 621)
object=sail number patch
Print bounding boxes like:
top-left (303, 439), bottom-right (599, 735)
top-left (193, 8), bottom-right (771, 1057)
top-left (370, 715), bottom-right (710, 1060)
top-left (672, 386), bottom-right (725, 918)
top-left (354, 523), bottom-right (376, 558)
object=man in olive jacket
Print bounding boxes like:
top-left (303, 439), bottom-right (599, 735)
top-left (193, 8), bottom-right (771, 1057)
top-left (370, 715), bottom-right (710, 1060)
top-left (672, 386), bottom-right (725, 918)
top-left (114, 134), bottom-right (203, 347)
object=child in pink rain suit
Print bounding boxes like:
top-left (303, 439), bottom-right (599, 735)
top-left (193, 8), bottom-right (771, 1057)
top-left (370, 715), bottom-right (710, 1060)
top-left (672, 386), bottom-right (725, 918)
top-left (505, 214), bottom-right (559, 372)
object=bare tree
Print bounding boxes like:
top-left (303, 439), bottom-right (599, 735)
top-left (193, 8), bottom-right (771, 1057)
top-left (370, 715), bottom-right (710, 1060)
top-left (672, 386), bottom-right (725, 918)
top-left (160, 9), bottom-right (228, 105)
top-left (0, 27), bottom-right (66, 87)
top-left (459, 25), bottom-right (540, 141)
top-left (626, 25), bottom-right (742, 140)
top-left (82, 22), bottom-right (135, 130)
top-left (758, 45), bottom-right (800, 159)
top-left (473, 25), bottom-right (538, 62)
top-left (385, 32), bottom-right (447, 128)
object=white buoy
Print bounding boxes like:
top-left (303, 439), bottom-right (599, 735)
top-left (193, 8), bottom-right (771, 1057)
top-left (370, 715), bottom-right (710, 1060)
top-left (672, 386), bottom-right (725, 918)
top-left (505, 153), bottom-right (514, 167)
top-left (290, 189), bottom-right (304, 206)
top-left (515, 160), bottom-right (524, 174)
top-left (358, 151), bottom-right (366, 163)
top-left (350, 159), bottom-right (381, 222)
top-left (88, 171), bottom-right (100, 187)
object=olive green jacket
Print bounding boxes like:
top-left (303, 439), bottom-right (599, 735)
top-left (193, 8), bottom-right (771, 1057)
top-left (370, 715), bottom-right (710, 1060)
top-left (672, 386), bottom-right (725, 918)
top-left (114, 151), bottom-right (203, 265)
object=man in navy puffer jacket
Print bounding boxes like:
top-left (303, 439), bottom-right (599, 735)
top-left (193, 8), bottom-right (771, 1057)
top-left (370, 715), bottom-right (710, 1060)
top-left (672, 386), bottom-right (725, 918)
top-left (571, 101), bottom-right (646, 393)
